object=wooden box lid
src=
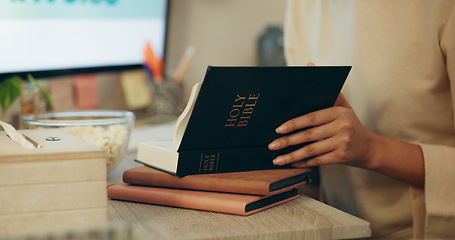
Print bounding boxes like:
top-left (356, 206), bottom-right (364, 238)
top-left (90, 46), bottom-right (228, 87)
top-left (0, 129), bottom-right (105, 163)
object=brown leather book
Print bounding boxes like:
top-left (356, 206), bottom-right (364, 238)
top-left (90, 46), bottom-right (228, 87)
top-left (123, 166), bottom-right (311, 195)
top-left (108, 183), bottom-right (299, 216)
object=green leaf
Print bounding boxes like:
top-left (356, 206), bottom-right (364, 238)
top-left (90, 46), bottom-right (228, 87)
top-left (27, 74), bottom-right (54, 109)
top-left (0, 76), bottom-right (22, 114)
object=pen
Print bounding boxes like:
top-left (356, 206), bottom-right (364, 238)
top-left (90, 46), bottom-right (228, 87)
top-left (173, 45), bottom-right (196, 84)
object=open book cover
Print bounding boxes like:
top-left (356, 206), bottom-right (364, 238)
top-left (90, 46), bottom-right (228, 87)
top-left (107, 183), bottom-right (299, 216)
top-left (137, 66), bottom-right (351, 176)
top-left (123, 166), bottom-right (311, 195)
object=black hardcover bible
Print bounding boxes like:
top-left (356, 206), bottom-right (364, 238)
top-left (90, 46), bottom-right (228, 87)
top-left (136, 66), bottom-right (351, 176)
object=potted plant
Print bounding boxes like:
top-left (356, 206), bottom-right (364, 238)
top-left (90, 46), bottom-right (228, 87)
top-left (0, 75), bottom-right (54, 124)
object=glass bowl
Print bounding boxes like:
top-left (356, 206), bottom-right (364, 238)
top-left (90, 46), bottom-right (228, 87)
top-left (22, 110), bottom-right (135, 172)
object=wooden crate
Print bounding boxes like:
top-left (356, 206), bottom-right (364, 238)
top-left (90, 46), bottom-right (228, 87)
top-left (0, 129), bottom-right (107, 237)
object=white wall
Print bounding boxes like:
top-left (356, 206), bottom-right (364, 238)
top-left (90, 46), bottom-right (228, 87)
top-left (165, 0), bottom-right (287, 92)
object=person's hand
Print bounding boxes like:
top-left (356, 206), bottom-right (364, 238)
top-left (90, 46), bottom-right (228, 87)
top-left (268, 63), bottom-right (424, 188)
top-left (268, 85), bottom-right (377, 169)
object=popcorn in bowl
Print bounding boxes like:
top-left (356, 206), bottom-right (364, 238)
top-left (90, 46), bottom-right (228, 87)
top-left (62, 124), bottom-right (128, 171)
top-left (22, 110), bottom-right (135, 172)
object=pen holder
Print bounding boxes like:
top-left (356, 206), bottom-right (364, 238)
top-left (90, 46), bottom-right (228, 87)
top-left (147, 79), bottom-right (184, 122)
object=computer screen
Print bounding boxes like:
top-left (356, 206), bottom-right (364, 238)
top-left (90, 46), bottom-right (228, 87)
top-left (0, 0), bottom-right (169, 79)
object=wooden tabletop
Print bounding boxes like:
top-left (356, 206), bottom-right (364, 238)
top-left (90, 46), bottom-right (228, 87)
top-left (107, 122), bottom-right (371, 240)
top-left (108, 193), bottom-right (370, 240)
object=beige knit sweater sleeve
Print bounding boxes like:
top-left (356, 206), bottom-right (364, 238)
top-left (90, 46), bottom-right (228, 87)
top-left (419, 5), bottom-right (455, 237)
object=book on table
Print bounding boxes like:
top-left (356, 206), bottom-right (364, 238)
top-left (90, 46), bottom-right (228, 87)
top-left (107, 183), bottom-right (299, 216)
top-left (122, 165), bottom-right (311, 195)
top-left (107, 165), bottom-right (312, 215)
top-left (136, 66), bottom-right (351, 176)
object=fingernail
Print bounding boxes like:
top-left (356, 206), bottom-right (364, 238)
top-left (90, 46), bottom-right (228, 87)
top-left (273, 156), bottom-right (286, 165)
top-left (276, 125), bottom-right (288, 133)
top-left (269, 141), bottom-right (280, 150)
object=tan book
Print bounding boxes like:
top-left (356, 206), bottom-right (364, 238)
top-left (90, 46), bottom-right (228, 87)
top-left (108, 183), bottom-right (299, 216)
top-left (123, 166), bottom-right (311, 195)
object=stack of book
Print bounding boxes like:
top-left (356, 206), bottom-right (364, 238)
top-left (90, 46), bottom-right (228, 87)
top-left (107, 166), bottom-right (311, 216)
top-left (108, 66), bottom-right (350, 215)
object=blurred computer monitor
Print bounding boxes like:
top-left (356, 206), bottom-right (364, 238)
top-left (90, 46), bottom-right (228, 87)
top-left (0, 0), bottom-right (169, 79)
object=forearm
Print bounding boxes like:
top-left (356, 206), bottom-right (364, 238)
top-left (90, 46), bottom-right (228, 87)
top-left (367, 133), bottom-right (425, 188)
